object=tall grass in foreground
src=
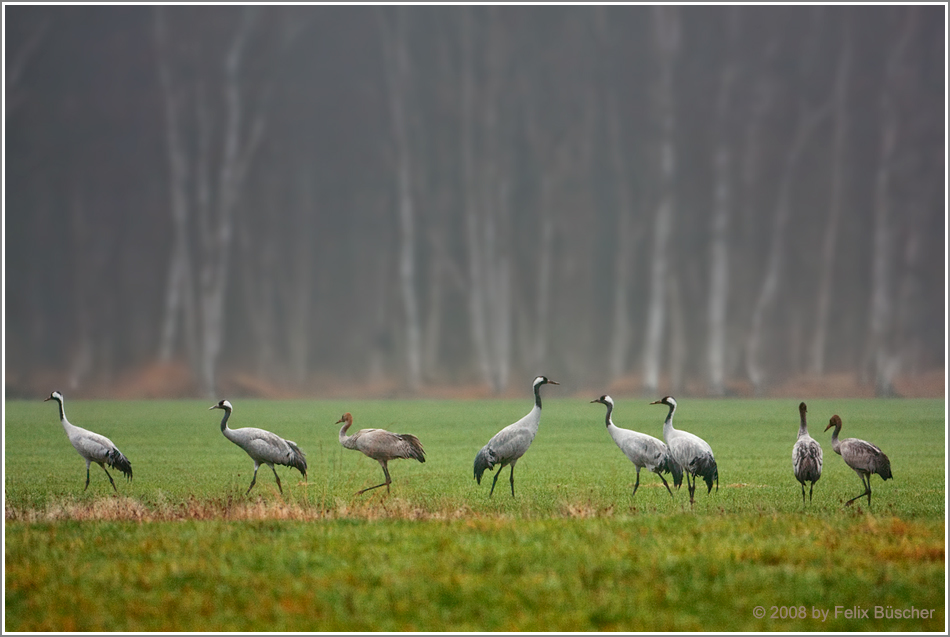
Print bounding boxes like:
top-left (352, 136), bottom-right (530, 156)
top-left (4, 397), bottom-right (946, 630)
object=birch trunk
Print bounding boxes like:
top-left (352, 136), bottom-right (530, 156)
top-left (642, 5), bottom-right (679, 394)
top-left (706, 8), bottom-right (738, 396)
top-left (809, 23), bottom-right (851, 376)
top-left (745, 102), bottom-right (829, 393)
top-left (864, 8), bottom-right (916, 396)
top-left (379, 7), bottom-right (421, 391)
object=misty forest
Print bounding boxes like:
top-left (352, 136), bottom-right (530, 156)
top-left (4, 5), bottom-right (945, 399)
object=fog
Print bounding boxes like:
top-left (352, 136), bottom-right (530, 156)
top-left (4, 5), bottom-right (945, 399)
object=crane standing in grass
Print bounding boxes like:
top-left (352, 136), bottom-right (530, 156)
top-left (474, 375), bottom-right (560, 497)
top-left (824, 414), bottom-right (892, 507)
top-left (337, 412), bottom-right (426, 495)
top-left (591, 395), bottom-right (682, 497)
top-left (792, 401), bottom-right (822, 504)
top-left (44, 390), bottom-right (133, 492)
top-left (209, 399), bottom-right (307, 495)
top-left (650, 396), bottom-right (718, 504)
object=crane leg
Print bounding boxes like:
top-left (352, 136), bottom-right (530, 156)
top-left (84, 461), bottom-right (91, 491)
top-left (845, 473), bottom-right (871, 507)
top-left (657, 471), bottom-right (673, 497)
top-left (808, 482), bottom-right (814, 503)
top-left (269, 464), bottom-right (283, 494)
top-left (488, 467), bottom-right (503, 497)
top-left (687, 472), bottom-right (696, 504)
top-left (357, 461), bottom-right (392, 495)
top-left (509, 464), bottom-right (516, 498)
top-left (800, 482), bottom-right (807, 505)
top-left (101, 464), bottom-right (118, 493)
top-left (632, 468), bottom-right (641, 497)
top-left (246, 464), bottom-right (260, 495)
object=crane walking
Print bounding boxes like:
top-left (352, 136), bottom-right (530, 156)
top-left (209, 399), bottom-right (307, 495)
top-left (592, 395), bottom-right (682, 497)
top-left (824, 414), bottom-right (892, 507)
top-left (792, 402), bottom-right (822, 504)
top-left (44, 391), bottom-right (133, 492)
top-left (474, 375), bottom-right (559, 497)
top-left (650, 396), bottom-right (718, 504)
top-left (337, 412), bottom-right (426, 495)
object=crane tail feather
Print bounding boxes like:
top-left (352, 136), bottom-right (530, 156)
top-left (107, 449), bottom-right (133, 481)
top-left (397, 434), bottom-right (426, 463)
top-left (286, 441), bottom-right (308, 478)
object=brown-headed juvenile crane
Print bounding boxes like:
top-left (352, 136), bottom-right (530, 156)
top-left (650, 396), bottom-right (718, 504)
top-left (792, 401), bottom-right (822, 504)
top-left (209, 399), bottom-right (307, 495)
top-left (45, 391), bottom-right (133, 492)
top-left (592, 394), bottom-right (682, 497)
top-left (824, 414), bottom-right (892, 507)
top-left (337, 412), bottom-right (426, 495)
top-left (474, 375), bottom-right (560, 497)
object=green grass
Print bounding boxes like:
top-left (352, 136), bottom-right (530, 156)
top-left (4, 397), bottom-right (946, 631)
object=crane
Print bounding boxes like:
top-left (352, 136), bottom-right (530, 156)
top-left (592, 394), bottom-right (682, 497)
top-left (650, 396), bottom-right (718, 504)
top-left (473, 375), bottom-right (559, 497)
top-left (44, 391), bottom-right (133, 492)
top-left (336, 412), bottom-right (426, 495)
top-left (209, 399), bottom-right (307, 495)
top-left (824, 414), bottom-right (892, 507)
top-left (792, 401), bottom-right (822, 504)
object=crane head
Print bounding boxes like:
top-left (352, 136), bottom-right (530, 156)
top-left (649, 396), bottom-right (676, 409)
top-left (590, 395), bottom-right (613, 407)
top-left (799, 402), bottom-right (807, 414)
top-left (209, 399), bottom-right (232, 411)
top-left (824, 414), bottom-right (842, 432)
top-left (44, 391), bottom-right (64, 403)
top-left (335, 413), bottom-right (353, 425)
top-left (534, 376), bottom-right (559, 387)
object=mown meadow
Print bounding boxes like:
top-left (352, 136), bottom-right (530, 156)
top-left (4, 396), bottom-right (946, 631)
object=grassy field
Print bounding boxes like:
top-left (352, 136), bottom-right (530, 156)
top-left (4, 396), bottom-right (946, 631)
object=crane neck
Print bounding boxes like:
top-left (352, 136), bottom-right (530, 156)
top-left (662, 402), bottom-right (676, 436)
top-left (52, 397), bottom-right (73, 432)
top-left (602, 402), bottom-right (614, 429)
top-left (829, 423), bottom-right (841, 454)
top-left (218, 407), bottom-right (232, 434)
top-left (338, 416), bottom-right (354, 445)
top-left (798, 412), bottom-right (809, 438)
top-left (533, 382), bottom-right (545, 410)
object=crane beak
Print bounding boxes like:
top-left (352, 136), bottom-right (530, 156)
top-left (547, 380), bottom-right (560, 385)
top-left (335, 416), bottom-right (344, 424)
top-left (649, 400), bottom-right (661, 405)
top-left (823, 423), bottom-right (833, 432)
top-left (208, 404), bottom-right (219, 410)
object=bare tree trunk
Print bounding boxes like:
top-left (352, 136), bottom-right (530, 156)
top-left (154, 7), bottom-right (198, 370)
top-left (745, 101), bottom-right (830, 393)
top-left (745, 10), bottom-right (829, 393)
top-left (809, 22), bottom-right (851, 376)
top-left (864, 8), bottom-right (917, 396)
top-left (642, 5), bottom-right (679, 394)
top-left (379, 7), bottom-right (422, 391)
top-left (706, 8), bottom-right (738, 396)
top-left (154, 7), bottom-right (266, 397)
top-left (606, 94), bottom-right (636, 381)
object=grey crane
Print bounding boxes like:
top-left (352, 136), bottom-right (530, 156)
top-left (336, 412), bottom-right (426, 495)
top-left (209, 399), bottom-right (307, 495)
top-left (792, 401), bottom-right (822, 504)
top-left (650, 396), bottom-right (718, 504)
top-left (824, 414), bottom-right (892, 507)
top-left (592, 394), bottom-right (682, 497)
top-left (44, 390), bottom-right (133, 492)
top-left (473, 375), bottom-right (560, 497)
